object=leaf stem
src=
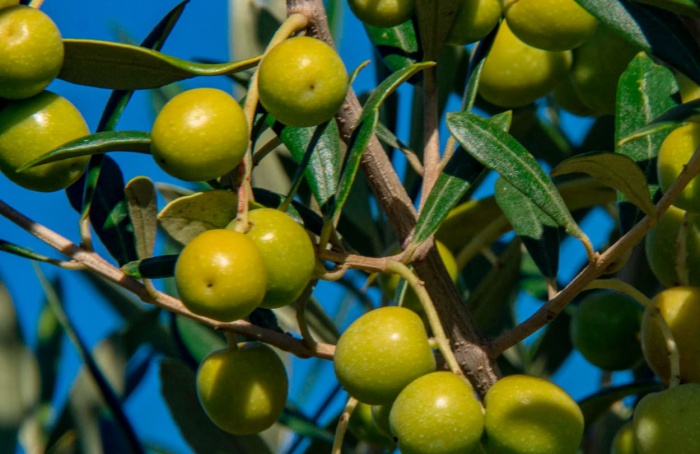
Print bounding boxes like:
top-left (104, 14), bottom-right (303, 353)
top-left (331, 397), bottom-right (357, 454)
top-left (385, 260), bottom-right (466, 380)
top-left (675, 210), bottom-right (690, 286)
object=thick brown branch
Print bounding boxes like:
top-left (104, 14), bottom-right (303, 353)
top-left (0, 198), bottom-right (334, 361)
top-left (287, 0), bottom-right (498, 394)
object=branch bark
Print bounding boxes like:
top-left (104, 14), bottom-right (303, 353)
top-left (287, 0), bottom-right (498, 394)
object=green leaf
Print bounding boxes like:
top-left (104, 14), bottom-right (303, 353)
top-left (0, 239), bottom-right (68, 265)
top-left (495, 178), bottom-right (559, 278)
top-left (59, 39), bottom-right (260, 90)
top-left (631, 0), bottom-right (700, 18)
top-left (332, 62), bottom-right (435, 220)
top-left (157, 189), bottom-right (238, 245)
top-left (575, 0), bottom-right (700, 85)
top-left (527, 311), bottom-right (574, 378)
top-left (364, 20), bottom-right (420, 75)
top-left (447, 111), bottom-right (584, 239)
top-left (552, 152), bottom-right (657, 221)
top-left (125, 177), bottom-right (157, 260)
top-left (159, 359), bottom-right (272, 454)
top-left (279, 406), bottom-right (335, 444)
top-left (17, 131), bottom-right (151, 171)
top-left (66, 156), bottom-right (138, 266)
top-left (615, 52), bottom-right (678, 231)
top-left (411, 112), bottom-right (509, 246)
top-left (415, 0), bottom-right (462, 60)
top-left (578, 381), bottom-right (662, 426)
top-left (271, 120), bottom-right (341, 208)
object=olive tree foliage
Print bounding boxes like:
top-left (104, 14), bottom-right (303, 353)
top-left (1, 0), bottom-right (700, 453)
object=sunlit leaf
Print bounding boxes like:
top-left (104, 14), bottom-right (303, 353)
top-left (125, 177), bottom-right (157, 259)
top-left (364, 20), bottom-right (420, 75)
top-left (17, 131), bottom-right (151, 171)
top-left (157, 189), bottom-right (238, 245)
top-left (60, 39), bottom-right (260, 90)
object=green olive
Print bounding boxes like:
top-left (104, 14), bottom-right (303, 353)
top-left (570, 291), bottom-right (644, 371)
top-left (0, 91), bottom-right (89, 192)
top-left (479, 21), bottom-right (573, 108)
top-left (197, 342), bottom-right (288, 435)
top-left (645, 205), bottom-right (700, 287)
top-left (0, 5), bottom-right (64, 100)
top-left (484, 374), bottom-right (584, 454)
top-left (257, 36), bottom-right (348, 128)
top-left (232, 208), bottom-right (316, 309)
top-left (445, 0), bottom-right (502, 46)
top-left (504, 0), bottom-right (597, 51)
top-left (390, 371), bottom-right (485, 454)
top-left (174, 229), bottom-right (267, 322)
top-left (150, 88), bottom-right (249, 182)
top-left (657, 123), bottom-right (700, 213)
top-left (333, 306), bottom-right (435, 404)
top-left (347, 0), bottom-right (415, 28)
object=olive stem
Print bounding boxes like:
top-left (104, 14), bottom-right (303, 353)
top-left (385, 260), bottom-right (466, 380)
top-left (29, 0), bottom-right (45, 8)
top-left (224, 332), bottom-right (239, 350)
top-left (332, 397), bottom-right (358, 454)
top-left (418, 65), bottom-right (440, 211)
top-left (584, 278), bottom-right (681, 388)
top-left (675, 210), bottom-right (690, 287)
top-left (295, 283), bottom-right (318, 349)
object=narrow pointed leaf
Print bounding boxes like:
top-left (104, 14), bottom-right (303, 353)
top-left (411, 112), bottom-right (510, 246)
top-left (18, 131), bottom-right (151, 171)
top-left (0, 240), bottom-right (68, 265)
top-left (159, 359), bottom-right (272, 454)
top-left (157, 189), bottom-right (238, 245)
top-left (575, 0), bottom-right (700, 84)
top-left (271, 120), bottom-right (341, 207)
top-left (578, 381), bottom-right (662, 426)
top-left (552, 152), bottom-right (656, 221)
top-left (125, 177), bottom-right (158, 259)
top-left (37, 278), bottom-right (64, 406)
top-left (495, 178), bottom-right (559, 278)
top-left (60, 39), bottom-right (260, 90)
top-left (632, 0), bottom-right (700, 18)
top-left (447, 111), bottom-right (583, 239)
top-left (332, 62), bottom-right (435, 220)
top-left (527, 312), bottom-right (574, 378)
top-left (66, 156), bottom-right (139, 266)
top-left (364, 20), bottom-right (420, 75)
top-left (415, 0), bottom-right (462, 59)
top-left (615, 53), bottom-right (678, 231)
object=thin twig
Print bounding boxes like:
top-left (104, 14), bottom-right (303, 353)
top-left (0, 198), bottom-right (335, 361)
top-left (489, 143), bottom-right (700, 357)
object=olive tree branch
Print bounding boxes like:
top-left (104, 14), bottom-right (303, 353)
top-left (287, 0), bottom-right (498, 395)
top-left (0, 198), bottom-right (335, 361)
top-left (489, 143), bottom-right (700, 357)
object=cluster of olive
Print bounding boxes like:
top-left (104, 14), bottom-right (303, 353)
top-left (0, 3), bottom-right (91, 192)
top-left (347, 0), bottom-right (640, 116)
top-left (334, 306), bottom-right (585, 453)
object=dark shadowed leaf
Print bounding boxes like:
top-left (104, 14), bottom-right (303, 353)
top-left (552, 152), bottom-right (657, 221)
top-left (66, 156), bottom-right (138, 266)
top-left (495, 178), bottom-right (560, 278)
top-left (173, 316), bottom-right (226, 364)
top-left (632, 0), bottom-right (700, 17)
top-left (36, 278), bottom-right (64, 406)
top-left (271, 119), bottom-right (341, 208)
top-left (575, 0), bottom-right (700, 85)
top-left (615, 52), bottom-right (678, 231)
top-left (159, 359), bottom-right (272, 454)
top-left (60, 39), bottom-right (260, 90)
top-left (527, 311), bottom-right (574, 379)
top-left (121, 255), bottom-right (178, 279)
